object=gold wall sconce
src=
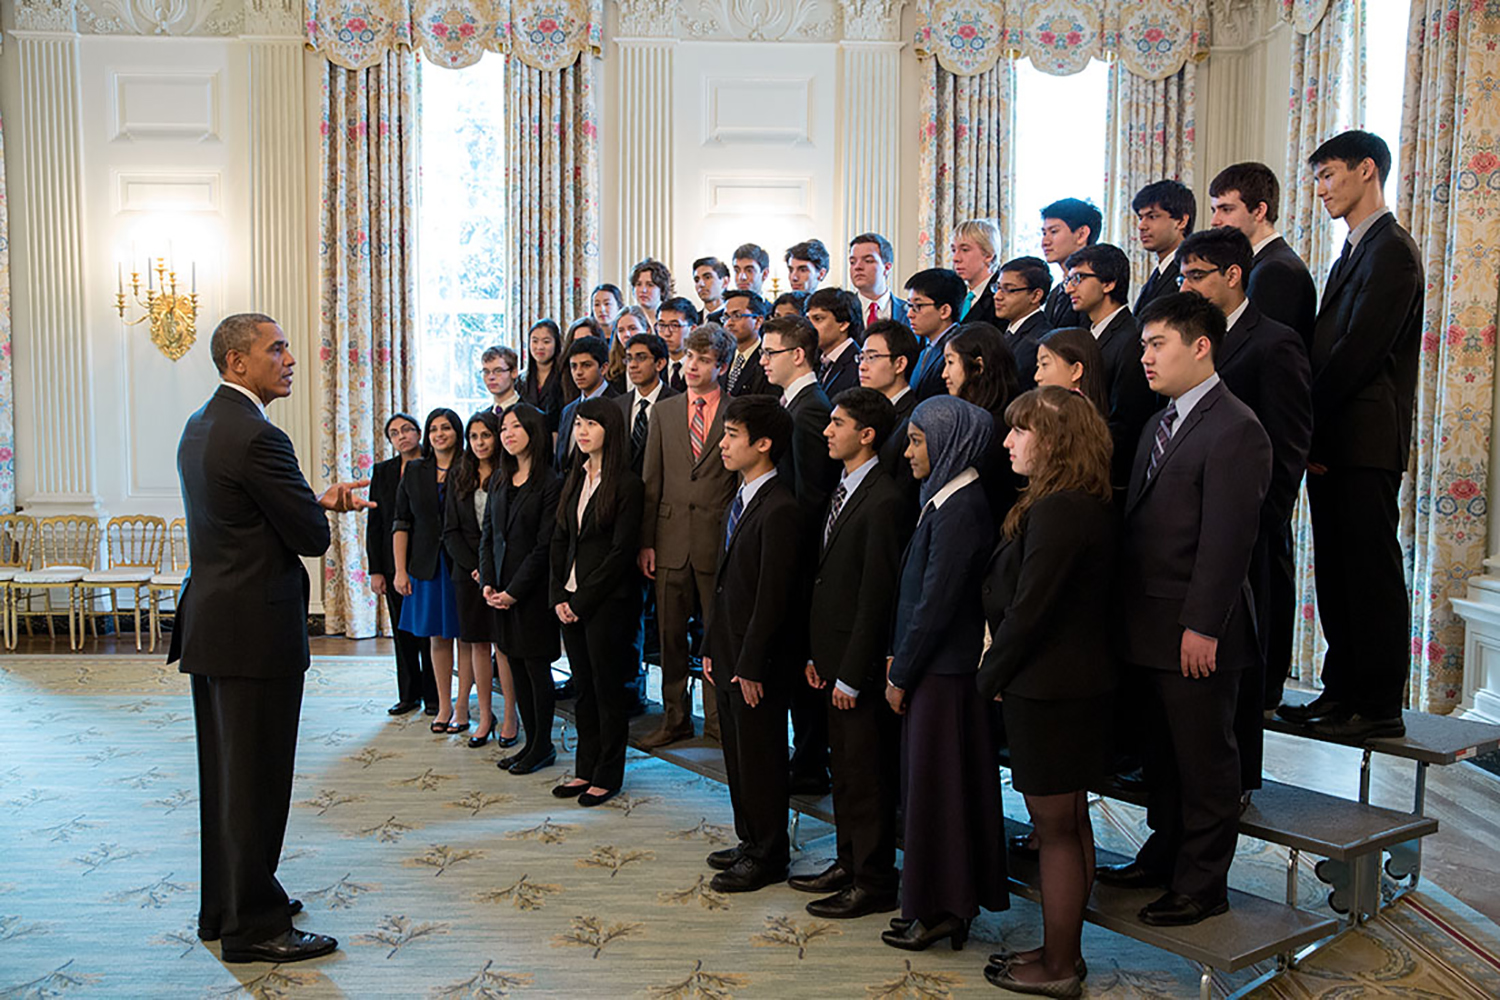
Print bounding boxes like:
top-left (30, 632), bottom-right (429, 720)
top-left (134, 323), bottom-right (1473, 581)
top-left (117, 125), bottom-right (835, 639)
top-left (116, 257), bottom-right (198, 361)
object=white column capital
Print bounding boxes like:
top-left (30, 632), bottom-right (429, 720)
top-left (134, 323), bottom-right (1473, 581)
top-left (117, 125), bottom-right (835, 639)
top-left (617, 0), bottom-right (679, 38)
top-left (838, 0), bottom-right (905, 42)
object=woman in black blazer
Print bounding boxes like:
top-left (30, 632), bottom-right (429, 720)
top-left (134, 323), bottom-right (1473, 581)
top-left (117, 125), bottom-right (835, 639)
top-left (482, 404), bottom-right (563, 775)
top-left (442, 410), bottom-right (518, 748)
top-left (1033, 327), bottom-right (1110, 416)
top-left (940, 322), bottom-right (1023, 522)
top-left (518, 319), bottom-right (566, 437)
top-left (392, 408), bottom-right (464, 733)
top-left (548, 397), bottom-right (644, 807)
top-left (977, 386), bottom-right (1119, 998)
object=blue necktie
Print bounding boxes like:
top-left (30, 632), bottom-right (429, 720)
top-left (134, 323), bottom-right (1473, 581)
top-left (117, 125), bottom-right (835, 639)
top-left (724, 491), bottom-right (744, 550)
top-left (959, 288), bottom-right (975, 320)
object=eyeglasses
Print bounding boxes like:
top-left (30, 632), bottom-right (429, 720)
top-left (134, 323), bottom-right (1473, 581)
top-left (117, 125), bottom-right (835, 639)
top-left (482, 366), bottom-right (514, 375)
top-left (759, 346), bottom-right (797, 358)
top-left (996, 283), bottom-right (1032, 295)
top-left (724, 311), bottom-right (756, 321)
top-left (1062, 271), bottom-right (1097, 288)
top-left (1176, 267), bottom-right (1222, 286)
top-left (654, 320), bottom-right (689, 331)
top-left (856, 350), bottom-right (891, 363)
top-left (906, 300), bottom-right (936, 313)
top-left (624, 352), bottom-right (658, 364)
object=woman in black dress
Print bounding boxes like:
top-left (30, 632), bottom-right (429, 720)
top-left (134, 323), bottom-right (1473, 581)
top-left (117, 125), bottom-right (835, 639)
top-left (482, 404), bottom-right (563, 775)
top-left (940, 322), bottom-right (1023, 520)
top-left (519, 319), bottom-right (566, 437)
top-left (977, 386), bottom-right (1118, 998)
top-left (548, 397), bottom-right (644, 807)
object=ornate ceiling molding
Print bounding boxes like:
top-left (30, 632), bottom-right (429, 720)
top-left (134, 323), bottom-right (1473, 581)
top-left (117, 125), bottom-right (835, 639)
top-left (12, 0), bottom-right (300, 36)
top-left (615, 0), bottom-right (905, 44)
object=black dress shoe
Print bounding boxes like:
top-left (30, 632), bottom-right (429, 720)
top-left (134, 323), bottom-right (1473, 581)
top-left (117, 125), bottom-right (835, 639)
top-left (287, 898), bottom-right (302, 916)
top-left (982, 963), bottom-right (1082, 997)
top-left (424, 705), bottom-right (440, 716)
top-left (1310, 713), bottom-right (1406, 741)
top-left (387, 700), bottom-right (420, 716)
top-left (507, 747), bottom-right (557, 775)
top-left (1139, 891), bottom-right (1229, 926)
top-left (1008, 834), bottom-right (1039, 861)
top-left (1095, 861), bottom-right (1168, 890)
top-left (551, 781), bottom-right (589, 799)
top-left (787, 862), bottom-right (852, 894)
top-left (496, 753), bottom-right (522, 771)
top-left (986, 952), bottom-right (1088, 981)
top-left (221, 928), bottom-right (338, 964)
top-left (578, 788), bottom-right (618, 807)
top-left (788, 772), bottom-right (832, 796)
top-left (880, 915), bottom-right (968, 951)
top-left (710, 856), bottom-right (787, 894)
top-left (706, 846), bottom-right (743, 871)
top-left (806, 885), bottom-right (899, 919)
top-left (1276, 694), bottom-right (1348, 724)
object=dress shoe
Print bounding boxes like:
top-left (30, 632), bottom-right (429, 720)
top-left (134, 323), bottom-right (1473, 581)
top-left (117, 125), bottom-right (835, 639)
top-left (467, 718), bottom-right (496, 748)
top-left (1310, 713), bottom-right (1406, 741)
top-left (287, 898), bottom-right (302, 916)
top-left (496, 753), bottom-right (523, 771)
top-left (880, 915), bottom-right (968, 951)
top-left (637, 725), bottom-right (695, 750)
top-left (551, 781), bottom-right (589, 799)
top-left (387, 700), bottom-right (420, 716)
top-left (788, 772), bottom-right (832, 797)
top-left (578, 788), bottom-right (618, 807)
top-left (496, 732), bottom-right (520, 748)
top-left (1139, 891), bottom-right (1229, 926)
top-left (221, 928), bottom-right (338, 964)
top-left (1095, 861), bottom-right (1168, 890)
top-left (787, 862), bottom-right (852, 894)
top-left (706, 846), bottom-right (743, 871)
top-left (554, 680), bottom-right (576, 700)
top-left (710, 856), bottom-right (787, 894)
top-left (986, 952), bottom-right (1087, 981)
top-left (506, 747), bottom-right (557, 775)
top-left (806, 885), bottom-right (899, 919)
top-left (1276, 694), bottom-right (1348, 724)
top-left (424, 705), bottom-right (440, 716)
top-left (983, 963), bottom-right (1082, 998)
top-left (199, 899), bottom-right (304, 940)
top-left (1008, 834), bottom-right (1039, 861)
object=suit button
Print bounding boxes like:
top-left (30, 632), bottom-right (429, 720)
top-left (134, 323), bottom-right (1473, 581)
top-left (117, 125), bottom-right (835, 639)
top-left (983, 586), bottom-right (991, 594)
top-left (716, 586), bottom-right (723, 594)
top-left (689, 503), bottom-right (696, 511)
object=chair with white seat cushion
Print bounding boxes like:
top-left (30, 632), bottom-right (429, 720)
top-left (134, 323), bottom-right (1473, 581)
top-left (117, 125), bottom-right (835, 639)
top-left (148, 517), bottom-right (188, 653)
top-left (0, 514), bottom-right (38, 650)
top-left (12, 515), bottom-right (99, 650)
top-left (82, 515), bottom-right (167, 652)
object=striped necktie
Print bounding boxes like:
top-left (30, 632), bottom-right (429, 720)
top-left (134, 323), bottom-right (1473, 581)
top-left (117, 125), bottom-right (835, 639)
top-left (727, 351), bottom-right (747, 391)
top-left (724, 490), bottom-right (744, 550)
top-left (690, 397), bottom-right (707, 460)
top-left (1146, 402), bottom-right (1179, 481)
top-left (631, 398), bottom-right (650, 461)
top-left (823, 481), bottom-right (847, 548)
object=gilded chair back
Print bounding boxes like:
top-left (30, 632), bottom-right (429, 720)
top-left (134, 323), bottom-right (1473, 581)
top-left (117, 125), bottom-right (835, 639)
top-left (34, 515), bottom-right (101, 570)
top-left (105, 515), bottom-right (168, 571)
top-left (0, 514), bottom-right (37, 570)
top-left (167, 517), bottom-right (189, 571)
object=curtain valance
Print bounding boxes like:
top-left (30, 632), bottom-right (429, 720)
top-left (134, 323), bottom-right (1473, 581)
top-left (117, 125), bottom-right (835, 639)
top-left (1282, 0), bottom-right (1332, 35)
top-left (305, 0), bottom-right (603, 71)
top-left (912, 0), bottom-right (1209, 81)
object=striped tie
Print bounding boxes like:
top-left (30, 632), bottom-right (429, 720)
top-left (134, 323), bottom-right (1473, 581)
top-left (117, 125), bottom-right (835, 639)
top-left (1146, 402), bottom-right (1179, 481)
top-left (724, 491), bottom-right (744, 550)
top-left (823, 482), bottom-right (847, 548)
top-left (690, 397), bottom-right (707, 460)
top-left (727, 352), bottom-right (746, 392)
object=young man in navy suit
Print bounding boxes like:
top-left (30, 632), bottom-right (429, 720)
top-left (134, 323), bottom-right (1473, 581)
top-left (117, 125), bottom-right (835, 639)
top-left (1097, 293), bottom-right (1271, 927)
top-left (702, 395), bottom-right (799, 893)
top-left (1208, 162), bottom-right (1317, 348)
top-left (1039, 198), bottom-right (1101, 329)
top-left (554, 336), bottom-right (618, 470)
top-left (721, 289), bottom-right (775, 397)
top-left (903, 268), bottom-right (967, 401)
top-left (1131, 180), bottom-right (1195, 313)
top-left (849, 233), bottom-right (909, 328)
top-left (807, 287), bottom-right (862, 400)
top-left (992, 256), bottom-right (1053, 390)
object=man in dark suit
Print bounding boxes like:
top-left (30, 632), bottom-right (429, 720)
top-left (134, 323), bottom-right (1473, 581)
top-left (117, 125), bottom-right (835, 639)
top-left (1277, 130), bottom-right (1424, 740)
top-left (952, 219), bottom-right (1002, 325)
top-left (172, 313), bottom-right (372, 963)
top-left (554, 336), bottom-right (619, 470)
top-left (702, 395), bottom-right (800, 893)
top-left (638, 325), bottom-right (738, 747)
top-left (616, 332), bottom-right (678, 475)
top-left (858, 319), bottom-right (923, 512)
top-left (1040, 198), bottom-right (1102, 329)
top-left (903, 268), bottom-right (968, 401)
top-left (1131, 180), bottom-right (1195, 313)
top-left (1097, 294), bottom-right (1272, 927)
top-left (656, 297), bottom-right (700, 394)
top-left (721, 289), bottom-right (775, 397)
top-left (795, 388), bottom-right (910, 918)
top-left (759, 315), bottom-right (841, 794)
top-left (1209, 161), bottom-right (1317, 348)
top-left (992, 256), bottom-right (1053, 389)
top-left (367, 412), bottom-right (437, 716)
top-left (849, 232), bottom-right (909, 328)
top-left (1064, 243), bottom-right (1158, 491)
top-left (693, 256), bottom-right (730, 326)
top-left (807, 287), bottom-right (862, 400)
top-left (1178, 227), bottom-right (1313, 789)
top-left (786, 239), bottom-right (831, 293)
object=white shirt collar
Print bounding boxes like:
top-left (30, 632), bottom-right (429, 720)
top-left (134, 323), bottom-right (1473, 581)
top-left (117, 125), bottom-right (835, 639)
top-left (839, 454), bottom-right (881, 497)
top-left (1090, 305), bottom-right (1127, 339)
top-left (737, 467), bottom-right (778, 509)
top-left (923, 467), bottom-right (980, 518)
top-left (822, 337), bottom-right (855, 365)
top-left (1224, 298), bottom-right (1250, 333)
top-left (582, 380), bottom-right (609, 401)
top-left (736, 340), bottom-right (760, 361)
top-left (890, 384), bottom-right (912, 406)
top-left (631, 381), bottom-right (664, 409)
top-left (1169, 372), bottom-right (1221, 433)
top-left (490, 389), bottom-right (521, 411)
top-left (1347, 208), bottom-right (1390, 248)
top-left (1251, 231), bottom-right (1281, 257)
top-left (858, 290), bottom-right (891, 315)
top-left (220, 380), bottom-right (266, 418)
top-left (1007, 307), bottom-right (1043, 335)
top-left (781, 371), bottom-right (818, 406)
top-left (1155, 247), bottom-right (1178, 273)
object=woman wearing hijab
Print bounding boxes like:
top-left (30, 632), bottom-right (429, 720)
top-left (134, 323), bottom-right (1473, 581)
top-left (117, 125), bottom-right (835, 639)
top-left (881, 396), bottom-right (1008, 952)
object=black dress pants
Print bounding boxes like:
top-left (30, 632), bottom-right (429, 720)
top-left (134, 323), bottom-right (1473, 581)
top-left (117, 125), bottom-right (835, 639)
top-left (714, 674), bottom-right (791, 866)
top-left (192, 671), bottom-right (304, 949)
top-left (1258, 517), bottom-right (1297, 707)
top-left (386, 589), bottom-right (436, 708)
top-left (561, 595), bottom-right (638, 791)
top-left (826, 685), bottom-right (899, 893)
top-left (509, 654), bottom-right (557, 760)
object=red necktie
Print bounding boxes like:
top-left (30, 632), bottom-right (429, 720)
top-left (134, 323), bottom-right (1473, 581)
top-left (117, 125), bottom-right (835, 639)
top-left (867, 301), bottom-right (878, 327)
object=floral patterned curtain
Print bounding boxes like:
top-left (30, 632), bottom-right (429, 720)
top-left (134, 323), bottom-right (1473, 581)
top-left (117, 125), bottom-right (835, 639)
top-left (915, 59), bottom-right (1015, 269)
top-left (1396, 0), bottom-right (1500, 713)
top-left (318, 50), bottom-right (420, 638)
top-left (0, 112), bottom-right (13, 513)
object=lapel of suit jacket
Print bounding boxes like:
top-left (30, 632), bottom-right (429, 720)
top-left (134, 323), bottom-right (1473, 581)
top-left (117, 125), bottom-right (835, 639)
top-left (717, 478), bottom-right (772, 578)
top-left (1320, 213), bottom-right (1392, 309)
top-left (1095, 309), bottom-right (1134, 354)
top-left (1125, 384), bottom-right (1223, 515)
top-left (503, 475), bottom-right (533, 532)
top-left (692, 398), bottom-right (727, 472)
top-left (1217, 304), bottom-right (1257, 370)
top-left (818, 471), bottom-right (874, 567)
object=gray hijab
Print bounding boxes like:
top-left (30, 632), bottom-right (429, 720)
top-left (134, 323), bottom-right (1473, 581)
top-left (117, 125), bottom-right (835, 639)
top-left (910, 396), bottom-right (994, 508)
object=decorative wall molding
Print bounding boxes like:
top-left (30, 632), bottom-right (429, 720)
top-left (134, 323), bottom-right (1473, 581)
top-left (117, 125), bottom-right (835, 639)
top-left (838, 37), bottom-right (900, 247)
top-left (681, 0), bottom-right (839, 42)
top-left (704, 175), bottom-right (812, 216)
top-left (702, 74), bottom-right (813, 144)
top-left (114, 170), bottom-right (222, 212)
top-left (617, 38), bottom-right (675, 269)
top-left (13, 0), bottom-right (299, 37)
top-left (1208, 0), bottom-right (1279, 49)
top-left (617, 0), bottom-right (678, 37)
top-left (839, 0), bottom-right (904, 42)
top-left (110, 70), bottom-right (223, 142)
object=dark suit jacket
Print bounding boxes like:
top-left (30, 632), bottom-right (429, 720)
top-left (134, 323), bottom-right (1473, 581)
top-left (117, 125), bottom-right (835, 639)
top-left (725, 348), bottom-right (775, 397)
top-left (1006, 310), bottom-right (1051, 390)
top-left (520, 368), bottom-right (566, 435)
top-left (1248, 236), bottom-right (1316, 350)
top-left (960, 275), bottom-right (998, 327)
top-left (910, 324), bottom-right (960, 401)
top-left (665, 355), bottom-right (689, 393)
top-left (1133, 256), bottom-right (1181, 314)
top-left (365, 454), bottom-right (403, 579)
top-left (548, 470), bottom-right (645, 619)
top-left (1217, 303), bottom-right (1313, 526)
top-left (879, 391), bottom-right (921, 510)
top-left (393, 457), bottom-right (446, 581)
top-left (776, 383), bottom-right (840, 531)
top-left (1309, 212), bottom-right (1424, 471)
top-left (640, 390), bottom-right (737, 573)
top-left (616, 383), bottom-right (679, 474)
top-left (480, 467), bottom-right (562, 660)
top-left (976, 490), bottom-right (1119, 701)
top-left (819, 342), bottom-right (861, 402)
top-left (169, 386), bottom-right (329, 678)
top-left (1094, 307), bottom-right (1159, 490)
top-left (889, 296), bottom-right (910, 327)
top-left (442, 474), bottom-right (492, 582)
top-left (1119, 381), bottom-right (1271, 672)
top-left (705, 476), bottom-right (801, 683)
top-left (1044, 283), bottom-right (1083, 330)
top-left (888, 479), bottom-right (994, 689)
top-left (554, 385), bottom-right (621, 471)
top-left (809, 469), bottom-right (913, 692)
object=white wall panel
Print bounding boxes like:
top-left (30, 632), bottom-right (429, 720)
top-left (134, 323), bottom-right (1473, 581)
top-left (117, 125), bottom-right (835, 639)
top-left (110, 69), bottom-right (223, 142)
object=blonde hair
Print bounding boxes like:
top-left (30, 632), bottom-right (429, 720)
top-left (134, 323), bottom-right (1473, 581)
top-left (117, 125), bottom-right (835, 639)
top-left (1000, 386), bottom-right (1113, 540)
top-left (953, 219), bottom-right (1001, 271)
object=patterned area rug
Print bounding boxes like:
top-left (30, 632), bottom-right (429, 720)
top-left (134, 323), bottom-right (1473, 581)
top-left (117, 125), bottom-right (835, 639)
top-left (1, 654), bottom-right (1497, 998)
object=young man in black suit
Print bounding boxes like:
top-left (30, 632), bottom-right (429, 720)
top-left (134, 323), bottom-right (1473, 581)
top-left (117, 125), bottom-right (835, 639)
top-left (702, 395), bottom-right (800, 892)
top-left (849, 232), bottom-right (910, 327)
top-left (1039, 198), bottom-right (1101, 329)
top-left (693, 256), bottom-right (730, 325)
top-left (807, 287), bottom-right (862, 400)
top-left (903, 267), bottom-right (968, 401)
top-left (721, 289), bottom-right (775, 397)
top-left (1097, 293), bottom-right (1271, 927)
top-left (656, 296), bottom-right (700, 393)
top-left (760, 314), bottom-right (841, 795)
top-left (1064, 243), bottom-right (1157, 491)
top-left (1178, 227), bottom-right (1313, 790)
top-left (732, 243), bottom-right (770, 296)
top-left (795, 388), bottom-right (910, 918)
top-left (616, 332), bottom-right (678, 475)
top-left (992, 256), bottom-right (1053, 390)
top-left (786, 238), bottom-right (831, 293)
top-left (173, 313), bottom-right (373, 963)
top-left (1278, 130), bottom-right (1424, 740)
top-left (859, 319), bottom-right (923, 511)
top-left (554, 336), bottom-right (618, 469)
top-left (1132, 180), bottom-right (1195, 313)
top-left (1209, 161), bottom-right (1317, 348)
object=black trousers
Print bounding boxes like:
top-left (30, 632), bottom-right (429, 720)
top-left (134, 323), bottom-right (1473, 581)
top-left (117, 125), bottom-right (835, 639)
top-left (191, 671), bottom-right (304, 948)
top-left (789, 679), bottom-right (830, 782)
top-left (1307, 467), bottom-right (1408, 717)
top-left (560, 596), bottom-right (638, 791)
top-left (386, 589), bottom-right (436, 708)
top-left (714, 674), bottom-right (791, 866)
top-left (1258, 517), bottom-right (1297, 708)
top-left (826, 684), bottom-right (899, 893)
top-left (508, 654), bottom-right (557, 760)
top-left (1134, 665), bottom-right (1241, 905)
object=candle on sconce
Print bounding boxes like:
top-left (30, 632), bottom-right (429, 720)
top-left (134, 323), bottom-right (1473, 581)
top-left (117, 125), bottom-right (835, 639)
top-left (147, 258), bottom-right (153, 292)
top-left (191, 262), bottom-right (196, 295)
top-left (117, 263), bottom-right (123, 296)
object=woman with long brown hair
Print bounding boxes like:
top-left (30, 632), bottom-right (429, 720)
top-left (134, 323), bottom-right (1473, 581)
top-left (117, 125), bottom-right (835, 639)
top-left (976, 386), bottom-right (1118, 998)
top-left (1032, 327), bottom-right (1110, 415)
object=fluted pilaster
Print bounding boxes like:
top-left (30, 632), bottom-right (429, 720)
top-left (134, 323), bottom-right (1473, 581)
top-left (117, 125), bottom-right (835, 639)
top-left (617, 38), bottom-right (676, 270)
top-left (838, 40), bottom-right (903, 245)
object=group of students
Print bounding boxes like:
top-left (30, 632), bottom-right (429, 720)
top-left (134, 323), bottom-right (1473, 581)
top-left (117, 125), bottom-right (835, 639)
top-left (362, 128), bottom-right (1423, 997)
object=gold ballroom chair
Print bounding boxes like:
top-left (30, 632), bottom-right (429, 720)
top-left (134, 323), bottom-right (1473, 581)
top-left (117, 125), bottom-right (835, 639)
top-left (148, 517), bottom-right (189, 653)
top-left (0, 514), bottom-right (38, 651)
top-left (82, 515), bottom-right (167, 652)
top-left (11, 515), bottom-right (100, 650)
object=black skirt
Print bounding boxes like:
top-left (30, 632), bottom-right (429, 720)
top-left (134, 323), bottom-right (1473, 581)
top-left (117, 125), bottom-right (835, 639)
top-left (452, 570), bottom-right (496, 644)
top-left (1003, 692), bottom-right (1113, 796)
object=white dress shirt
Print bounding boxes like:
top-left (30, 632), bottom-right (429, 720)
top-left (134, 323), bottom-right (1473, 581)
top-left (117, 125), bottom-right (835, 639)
top-left (629, 381), bottom-right (665, 425)
top-left (1224, 298), bottom-right (1249, 334)
top-left (827, 454), bottom-right (881, 699)
top-left (220, 381), bottom-right (267, 418)
top-left (1090, 305), bottom-right (1127, 340)
top-left (781, 371), bottom-right (818, 407)
top-left (1251, 231), bottom-right (1282, 257)
top-left (1168, 372), bottom-right (1221, 438)
top-left (1007, 307), bottom-right (1043, 335)
top-left (564, 466), bottom-right (603, 593)
top-left (858, 290), bottom-right (893, 321)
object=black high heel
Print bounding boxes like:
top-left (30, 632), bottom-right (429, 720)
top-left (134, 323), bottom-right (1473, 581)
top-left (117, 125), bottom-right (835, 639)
top-left (879, 915), bottom-right (969, 951)
top-left (467, 718), bottom-right (496, 748)
top-left (496, 722), bottom-right (520, 749)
